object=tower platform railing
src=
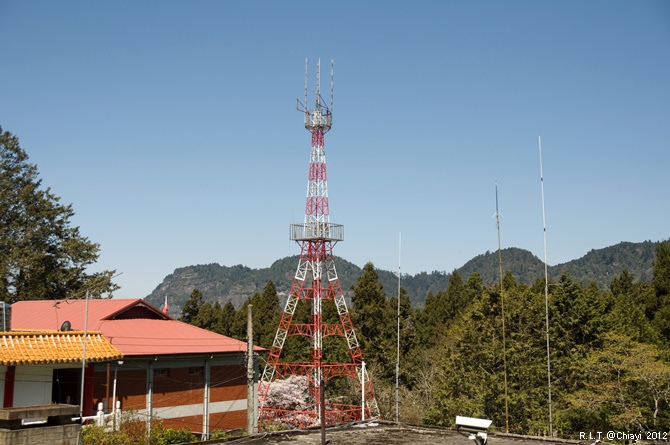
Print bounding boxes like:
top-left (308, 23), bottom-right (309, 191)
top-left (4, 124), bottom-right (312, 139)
top-left (290, 223), bottom-right (343, 242)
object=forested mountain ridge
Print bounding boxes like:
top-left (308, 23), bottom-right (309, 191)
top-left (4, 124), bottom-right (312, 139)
top-left (156, 240), bottom-right (670, 434)
top-left (145, 240), bottom-right (664, 313)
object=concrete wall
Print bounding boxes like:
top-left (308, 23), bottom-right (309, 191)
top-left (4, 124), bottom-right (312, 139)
top-left (0, 424), bottom-right (79, 445)
top-left (0, 405), bottom-right (80, 445)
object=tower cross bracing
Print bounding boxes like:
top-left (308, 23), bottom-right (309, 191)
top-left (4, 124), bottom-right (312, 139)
top-left (258, 59), bottom-right (379, 428)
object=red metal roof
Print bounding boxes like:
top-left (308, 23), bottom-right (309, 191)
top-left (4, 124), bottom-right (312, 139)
top-left (98, 319), bottom-right (247, 355)
top-left (12, 299), bottom-right (166, 331)
top-left (12, 299), bottom-right (256, 357)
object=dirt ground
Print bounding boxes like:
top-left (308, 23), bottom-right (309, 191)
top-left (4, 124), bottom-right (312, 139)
top-left (213, 422), bottom-right (575, 445)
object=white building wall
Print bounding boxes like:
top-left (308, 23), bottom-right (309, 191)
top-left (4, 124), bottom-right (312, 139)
top-left (14, 365), bottom-right (53, 407)
top-left (138, 398), bottom-right (247, 421)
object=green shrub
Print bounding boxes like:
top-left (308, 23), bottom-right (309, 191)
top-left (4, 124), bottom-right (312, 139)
top-left (80, 421), bottom-right (197, 445)
top-left (80, 425), bottom-right (144, 445)
top-left (150, 422), bottom-right (197, 445)
top-left (209, 429), bottom-right (237, 439)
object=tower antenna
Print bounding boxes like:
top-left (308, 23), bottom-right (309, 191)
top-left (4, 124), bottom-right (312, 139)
top-left (539, 136), bottom-right (554, 437)
top-left (495, 183), bottom-right (509, 433)
top-left (259, 59), bottom-right (378, 429)
top-left (304, 58), bottom-right (308, 114)
top-left (330, 59), bottom-right (334, 113)
top-left (316, 58), bottom-right (321, 99)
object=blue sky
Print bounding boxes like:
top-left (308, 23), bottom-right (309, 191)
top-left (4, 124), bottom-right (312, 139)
top-left (1, 1), bottom-right (669, 299)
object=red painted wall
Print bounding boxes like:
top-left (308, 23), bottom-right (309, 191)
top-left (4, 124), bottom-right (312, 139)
top-left (92, 363), bottom-right (249, 432)
top-left (153, 367), bottom-right (204, 408)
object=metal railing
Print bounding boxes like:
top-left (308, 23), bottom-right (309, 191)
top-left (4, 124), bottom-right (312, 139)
top-left (79, 401), bottom-right (122, 432)
top-left (290, 223), bottom-right (343, 242)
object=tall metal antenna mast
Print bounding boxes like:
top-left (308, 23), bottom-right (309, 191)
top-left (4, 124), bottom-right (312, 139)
top-left (495, 183), bottom-right (509, 433)
top-left (539, 136), bottom-right (554, 437)
top-left (259, 59), bottom-right (379, 428)
top-left (395, 232), bottom-right (401, 423)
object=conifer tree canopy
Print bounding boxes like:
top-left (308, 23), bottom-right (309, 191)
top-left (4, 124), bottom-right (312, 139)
top-left (0, 127), bottom-right (118, 302)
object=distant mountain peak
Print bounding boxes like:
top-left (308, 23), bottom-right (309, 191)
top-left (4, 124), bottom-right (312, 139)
top-left (145, 240), bottom-right (664, 313)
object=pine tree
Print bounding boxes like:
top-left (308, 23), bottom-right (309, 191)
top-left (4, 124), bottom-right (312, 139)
top-left (651, 242), bottom-right (670, 344)
top-left (0, 126), bottom-right (118, 302)
top-left (444, 270), bottom-right (468, 319)
top-left (652, 242), bottom-right (670, 297)
top-left (351, 262), bottom-right (393, 379)
top-left (418, 290), bottom-right (440, 346)
top-left (192, 302), bottom-right (223, 332)
top-left (219, 300), bottom-right (237, 337)
top-left (388, 287), bottom-right (417, 386)
top-left (247, 280), bottom-right (281, 348)
top-left (180, 288), bottom-right (204, 324)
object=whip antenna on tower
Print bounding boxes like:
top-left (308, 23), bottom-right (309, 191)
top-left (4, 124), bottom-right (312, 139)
top-left (316, 58), bottom-right (321, 99)
top-left (298, 58), bottom-right (332, 134)
top-left (330, 59), bottom-right (334, 113)
top-left (304, 58), bottom-right (308, 113)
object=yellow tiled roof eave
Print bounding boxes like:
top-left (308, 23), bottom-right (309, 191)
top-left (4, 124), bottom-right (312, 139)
top-left (0, 331), bottom-right (123, 366)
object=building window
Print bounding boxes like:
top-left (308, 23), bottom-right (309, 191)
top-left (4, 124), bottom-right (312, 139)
top-left (188, 367), bottom-right (202, 375)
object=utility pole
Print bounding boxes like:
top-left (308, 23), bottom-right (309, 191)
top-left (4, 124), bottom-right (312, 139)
top-left (247, 304), bottom-right (256, 435)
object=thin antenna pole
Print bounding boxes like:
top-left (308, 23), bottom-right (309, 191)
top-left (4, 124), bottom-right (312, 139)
top-left (361, 361), bottom-right (366, 421)
top-left (247, 304), bottom-right (255, 435)
top-left (330, 59), bottom-right (334, 113)
top-left (316, 58), bottom-right (321, 98)
top-left (495, 183), bottom-right (509, 433)
top-left (539, 136), bottom-right (554, 437)
top-left (395, 232), bottom-right (401, 423)
top-left (79, 290), bottom-right (90, 419)
top-left (304, 58), bottom-right (308, 109)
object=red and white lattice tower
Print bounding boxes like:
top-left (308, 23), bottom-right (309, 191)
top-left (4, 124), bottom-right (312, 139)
top-left (259, 59), bottom-right (380, 427)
